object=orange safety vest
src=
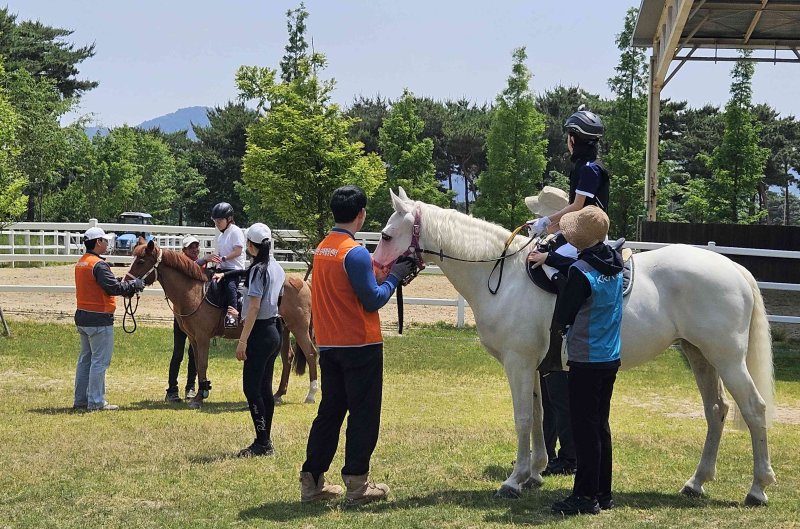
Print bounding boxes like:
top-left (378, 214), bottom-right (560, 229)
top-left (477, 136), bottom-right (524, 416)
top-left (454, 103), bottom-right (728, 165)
top-left (75, 253), bottom-right (116, 314)
top-left (311, 231), bottom-right (382, 347)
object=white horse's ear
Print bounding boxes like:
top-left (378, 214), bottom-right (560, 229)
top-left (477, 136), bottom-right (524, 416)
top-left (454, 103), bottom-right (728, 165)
top-left (390, 188), bottom-right (412, 215)
top-left (398, 187), bottom-right (409, 201)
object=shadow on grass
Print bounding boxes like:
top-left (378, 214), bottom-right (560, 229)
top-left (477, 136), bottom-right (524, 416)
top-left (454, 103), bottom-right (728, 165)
top-left (29, 406), bottom-right (87, 415)
top-left (239, 487), bottom-right (738, 524)
top-left (124, 400), bottom-right (249, 413)
top-left (483, 464), bottom-right (512, 482)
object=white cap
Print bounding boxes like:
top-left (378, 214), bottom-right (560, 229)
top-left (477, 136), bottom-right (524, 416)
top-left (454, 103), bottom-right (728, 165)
top-left (182, 235), bottom-right (200, 248)
top-left (83, 227), bottom-right (113, 241)
top-left (246, 223), bottom-right (272, 244)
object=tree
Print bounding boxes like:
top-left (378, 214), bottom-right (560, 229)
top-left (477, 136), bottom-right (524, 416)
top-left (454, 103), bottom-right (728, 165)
top-left (6, 68), bottom-right (73, 221)
top-left (699, 51), bottom-right (769, 223)
top-left (604, 7), bottom-right (648, 238)
top-left (279, 3), bottom-right (309, 83)
top-left (0, 8), bottom-right (97, 99)
top-left (473, 47), bottom-right (547, 229)
top-left (145, 130), bottom-right (207, 225)
top-left (346, 95), bottom-right (389, 155)
top-left (191, 103), bottom-right (259, 225)
top-left (752, 106), bottom-right (800, 225)
top-left (372, 90), bottom-right (449, 224)
top-left (0, 61), bottom-right (26, 226)
top-left (236, 56), bottom-right (384, 245)
top-left (443, 99), bottom-right (490, 210)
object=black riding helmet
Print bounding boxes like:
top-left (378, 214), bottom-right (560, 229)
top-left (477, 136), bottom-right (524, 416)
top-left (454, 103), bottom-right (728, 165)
top-left (564, 109), bottom-right (604, 141)
top-left (211, 202), bottom-right (234, 220)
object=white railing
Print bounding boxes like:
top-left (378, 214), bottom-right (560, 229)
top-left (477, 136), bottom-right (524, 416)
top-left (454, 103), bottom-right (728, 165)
top-left (1, 222), bottom-right (798, 326)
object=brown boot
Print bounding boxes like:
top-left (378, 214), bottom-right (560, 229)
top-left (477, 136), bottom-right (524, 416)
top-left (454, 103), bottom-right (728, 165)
top-left (343, 473), bottom-right (390, 506)
top-left (299, 472), bottom-right (343, 503)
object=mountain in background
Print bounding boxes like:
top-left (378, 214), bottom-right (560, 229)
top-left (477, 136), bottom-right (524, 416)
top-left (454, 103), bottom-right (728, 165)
top-left (136, 106), bottom-right (210, 140)
top-left (84, 106), bottom-right (210, 140)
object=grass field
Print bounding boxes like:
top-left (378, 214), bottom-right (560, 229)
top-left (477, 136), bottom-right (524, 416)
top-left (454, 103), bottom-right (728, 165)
top-left (1, 321), bottom-right (799, 529)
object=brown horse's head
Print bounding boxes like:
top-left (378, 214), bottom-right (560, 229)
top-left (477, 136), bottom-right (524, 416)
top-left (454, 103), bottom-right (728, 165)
top-left (129, 238), bottom-right (162, 286)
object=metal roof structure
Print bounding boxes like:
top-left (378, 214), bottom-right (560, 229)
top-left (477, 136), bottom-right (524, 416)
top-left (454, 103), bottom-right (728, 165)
top-left (633, 0), bottom-right (800, 221)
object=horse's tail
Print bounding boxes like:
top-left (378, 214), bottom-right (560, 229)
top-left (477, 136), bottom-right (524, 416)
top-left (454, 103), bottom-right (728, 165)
top-left (733, 263), bottom-right (775, 428)
top-left (293, 335), bottom-right (308, 376)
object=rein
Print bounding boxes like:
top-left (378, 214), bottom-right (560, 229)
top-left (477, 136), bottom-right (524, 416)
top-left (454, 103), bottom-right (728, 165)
top-left (401, 207), bottom-right (537, 294)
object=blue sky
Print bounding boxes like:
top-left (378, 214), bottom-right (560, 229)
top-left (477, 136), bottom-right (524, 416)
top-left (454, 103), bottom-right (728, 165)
top-left (9, 0), bottom-right (800, 127)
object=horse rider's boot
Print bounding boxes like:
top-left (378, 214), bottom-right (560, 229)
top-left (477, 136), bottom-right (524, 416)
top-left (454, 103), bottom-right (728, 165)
top-left (299, 472), bottom-right (343, 503)
top-left (304, 380), bottom-right (319, 404)
top-left (343, 473), bottom-right (390, 506)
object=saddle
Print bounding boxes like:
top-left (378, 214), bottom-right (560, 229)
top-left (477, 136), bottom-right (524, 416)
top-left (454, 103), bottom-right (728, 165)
top-left (526, 236), bottom-right (634, 297)
top-left (203, 278), bottom-right (244, 318)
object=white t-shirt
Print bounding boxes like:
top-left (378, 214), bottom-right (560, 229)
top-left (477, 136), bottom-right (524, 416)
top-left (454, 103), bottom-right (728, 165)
top-left (216, 225), bottom-right (246, 270)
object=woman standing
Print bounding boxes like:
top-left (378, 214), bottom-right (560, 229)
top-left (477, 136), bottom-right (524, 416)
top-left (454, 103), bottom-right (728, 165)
top-left (215, 223), bottom-right (285, 457)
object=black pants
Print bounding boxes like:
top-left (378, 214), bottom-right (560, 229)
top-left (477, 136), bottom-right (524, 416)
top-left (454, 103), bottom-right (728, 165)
top-left (169, 319), bottom-right (197, 390)
top-left (568, 365), bottom-right (618, 498)
top-left (302, 344), bottom-right (383, 478)
top-left (224, 277), bottom-right (238, 310)
top-left (541, 370), bottom-right (575, 462)
top-left (242, 317), bottom-right (282, 445)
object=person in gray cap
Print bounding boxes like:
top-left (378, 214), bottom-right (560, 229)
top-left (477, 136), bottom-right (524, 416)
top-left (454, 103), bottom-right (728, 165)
top-left (74, 227), bottom-right (145, 411)
top-left (165, 235), bottom-right (204, 402)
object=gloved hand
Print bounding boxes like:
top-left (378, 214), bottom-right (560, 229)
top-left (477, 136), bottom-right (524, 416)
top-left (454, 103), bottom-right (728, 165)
top-left (131, 278), bottom-right (146, 293)
top-left (389, 256), bottom-right (418, 283)
top-left (526, 216), bottom-right (551, 237)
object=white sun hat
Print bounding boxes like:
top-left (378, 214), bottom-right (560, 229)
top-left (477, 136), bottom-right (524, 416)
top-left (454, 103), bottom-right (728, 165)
top-left (524, 186), bottom-right (569, 218)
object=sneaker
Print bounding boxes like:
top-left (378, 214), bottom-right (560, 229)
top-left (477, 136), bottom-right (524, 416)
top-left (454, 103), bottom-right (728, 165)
top-left (185, 387), bottom-right (197, 400)
top-left (542, 458), bottom-right (577, 476)
top-left (165, 388), bottom-right (181, 402)
top-left (88, 404), bottom-right (120, 412)
top-left (237, 439), bottom-right (274, 458)
top-left (551, 494), bottom-right (600, 515)
top-left (597, 492), bottom-right (614, 510)
top-left (224, 313), bottom-right (237, 329)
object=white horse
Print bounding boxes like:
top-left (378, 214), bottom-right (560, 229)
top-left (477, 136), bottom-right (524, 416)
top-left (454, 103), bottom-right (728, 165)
top-left (373, 188), bottom-right (776, 506)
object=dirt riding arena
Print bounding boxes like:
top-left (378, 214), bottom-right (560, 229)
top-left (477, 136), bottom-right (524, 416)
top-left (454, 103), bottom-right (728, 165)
top-left (0, 264), bottom-right (476, 330)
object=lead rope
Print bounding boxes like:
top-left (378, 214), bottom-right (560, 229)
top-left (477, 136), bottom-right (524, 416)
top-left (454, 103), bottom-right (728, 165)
top-left (122, 293), bottom-right (139, 334)
top-left (397, 284), bottom-right (404, 335)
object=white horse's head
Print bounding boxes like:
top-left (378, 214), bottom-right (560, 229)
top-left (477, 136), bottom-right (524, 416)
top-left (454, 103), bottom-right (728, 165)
top-left (372, 187), bottom-right (417, 282)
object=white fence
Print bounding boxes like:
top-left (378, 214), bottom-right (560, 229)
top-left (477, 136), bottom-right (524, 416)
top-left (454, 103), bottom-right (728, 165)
top-left (1, 221), bottom-right (798, 326)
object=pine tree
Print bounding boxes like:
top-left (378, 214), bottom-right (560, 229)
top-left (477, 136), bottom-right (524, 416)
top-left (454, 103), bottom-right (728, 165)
top-left (604, 7), bottom-right (647, 238)
top-left (699, 51), bottom-right (769, 223)
top-left (473, 47), bottom-right (547, 229)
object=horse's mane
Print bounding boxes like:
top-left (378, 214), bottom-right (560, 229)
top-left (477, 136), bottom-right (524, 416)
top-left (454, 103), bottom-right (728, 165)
top-left (418, 202), bottom-right (528, 261)
top-left (133, 244), bottom-right (207, 282)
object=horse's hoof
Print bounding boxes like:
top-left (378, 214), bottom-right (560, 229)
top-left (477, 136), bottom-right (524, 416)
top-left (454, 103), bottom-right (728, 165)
top-left (522, 476), bottom-right (543, 489)
top-left (744, 493), bottom-right (768, 507)
top-left (187, 400), bottom-right (202, 410)
top-left (201, 390), bottom-right (210, 399)
top-left (495, 484), bottom-right (521, 499)
top-left (680, 485), bottom-right (704, 498)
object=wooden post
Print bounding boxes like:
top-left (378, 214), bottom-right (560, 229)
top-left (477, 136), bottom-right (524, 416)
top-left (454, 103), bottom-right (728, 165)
top-left (0, 306), bottom-right (10, 337)
top-left (645, 55), bottom-right (661, 221)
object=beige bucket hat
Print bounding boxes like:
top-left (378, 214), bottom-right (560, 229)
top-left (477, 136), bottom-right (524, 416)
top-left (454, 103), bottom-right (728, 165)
top-left (560, 206), bottom-right (609, 250)
top-left (525, 186), bottom-right (569, 218)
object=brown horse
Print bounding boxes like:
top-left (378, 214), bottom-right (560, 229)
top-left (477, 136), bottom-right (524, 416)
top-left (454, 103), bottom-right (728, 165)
top-left (128, 239), bottom-right (318, 409)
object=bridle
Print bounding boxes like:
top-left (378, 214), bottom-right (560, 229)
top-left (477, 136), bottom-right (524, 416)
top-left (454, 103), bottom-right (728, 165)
top-left (394, 206), bottom-right (537, 294)
top-left (125, 247), bottom-right (163, 284)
